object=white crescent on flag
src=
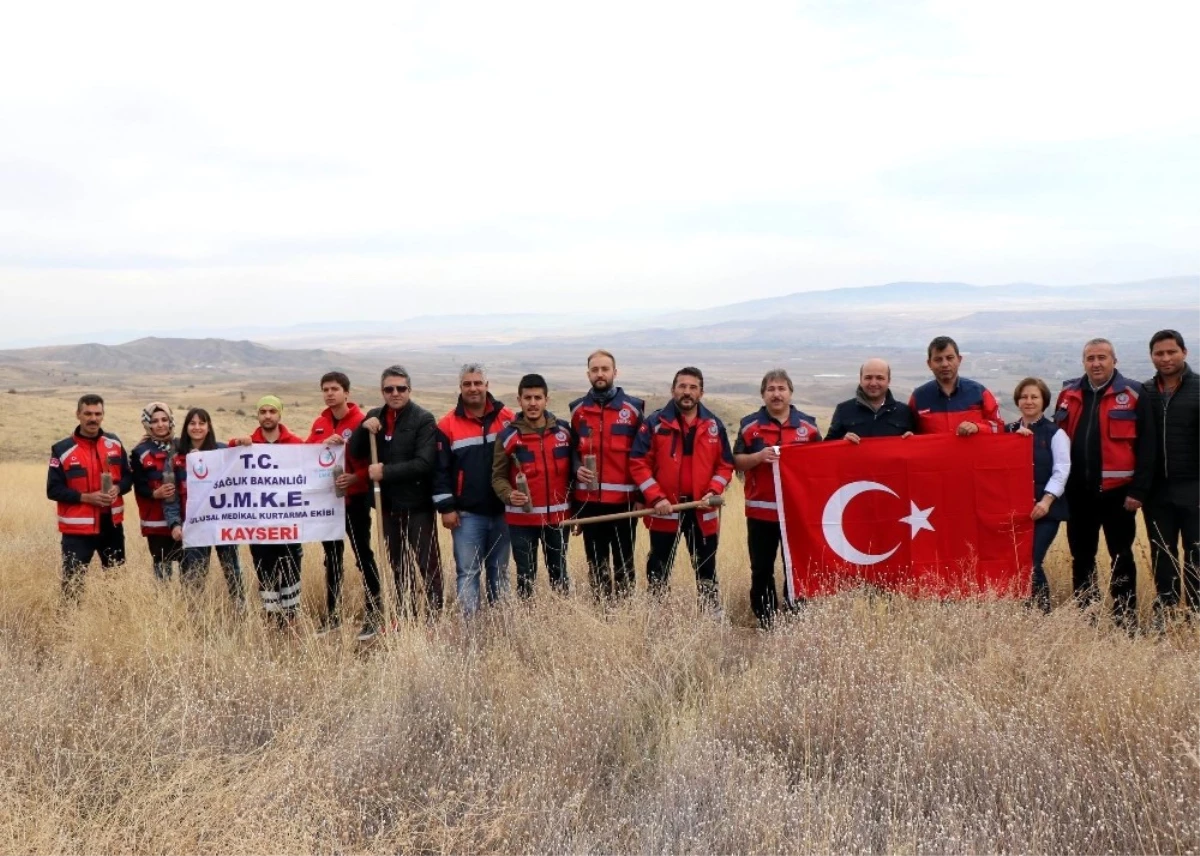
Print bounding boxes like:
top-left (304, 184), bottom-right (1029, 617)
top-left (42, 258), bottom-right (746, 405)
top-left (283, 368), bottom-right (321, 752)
top-left (821, 480), bottom-right (936, 566)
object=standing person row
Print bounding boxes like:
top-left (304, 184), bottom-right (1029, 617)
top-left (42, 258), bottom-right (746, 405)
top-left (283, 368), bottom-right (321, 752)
top-left (492, 374), bottom-right (573, 599)
top-left (435, 364), bottom-right (514, 616)
top-left (129, 402), bottom-right (181, 580)
top-left (350, 366), bottom-right (442, 634)
top-left (305, 371), bottom-right (377, 633)
top-left (1054, 338), bottom-right (1150, 626)
top-left (169, 407), bottom-right (245, 605)
top-left (1138, 330), bottom-right (1199, 619)
top-left (630, 367), bottom-right (734, 610)
top-left (229, 396), bottom-right (306, 625)
top-left (570, 350), bottom-right (645, 600)
top-left (46, 394), bottom-right (133, 598)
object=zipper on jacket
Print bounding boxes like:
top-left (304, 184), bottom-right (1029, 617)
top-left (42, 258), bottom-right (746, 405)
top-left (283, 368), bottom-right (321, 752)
top-left (1161, 391), bottom-right (1172, 479)
top-left (1083, 389), bottom-right (1100, 489)
top-left (539, 427), bottom-right (553, 515)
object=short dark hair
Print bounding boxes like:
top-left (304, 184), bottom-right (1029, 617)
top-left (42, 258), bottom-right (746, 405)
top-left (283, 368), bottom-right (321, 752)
top-left (76, 393), bottom-right (104, 412)
top-left (927, 336), bottom-right (960, 360)
top-left (517, 373), bottom-right (548, 396)
top-left (1149, 329), bottom-right (1186, 352)
top-left (380, 365), bottom-right (410, 386)
top-left (1013, 377), bottom-right (1051, 411)
top-left (673, 366), bottom-right (704, 391)
top-left (320, 371), bottom-right (351, 391)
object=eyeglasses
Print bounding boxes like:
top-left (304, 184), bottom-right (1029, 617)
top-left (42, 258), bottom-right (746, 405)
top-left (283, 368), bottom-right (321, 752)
top-left (382, 385), bottom-right (409, 394)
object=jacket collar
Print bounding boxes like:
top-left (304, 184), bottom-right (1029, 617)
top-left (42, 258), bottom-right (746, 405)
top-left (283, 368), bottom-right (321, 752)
top-left (659, 400), bottom-right (718, 429)
top-left (854, 387), bottom-right (896, 410)
top-left (512, 409), bottom-right (559, 433)
top-left (754, 405), bottom-right (803, 428)
top-left (455, 392), bottom-right (504, 420)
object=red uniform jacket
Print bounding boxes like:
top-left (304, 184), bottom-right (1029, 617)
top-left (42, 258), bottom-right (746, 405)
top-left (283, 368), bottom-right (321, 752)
top-left (130, 438), bottom-right (176, 536)
top-left (735, 406), bottom-right (822, 522)
top-left (306, 403), bottom-right (369, 497)
top-left (570, 388), bottom-right (645, 505)
top-left (46, 430), bottom-right (133, 535)
top-left (494, 413), bottom-right (573, 527)
top-left (1054, 372), bottom-right (1141, 491)
top-left (628, 402), bottom-right (734, 537)
top-left (909, 377), bottom-right (1001, 435)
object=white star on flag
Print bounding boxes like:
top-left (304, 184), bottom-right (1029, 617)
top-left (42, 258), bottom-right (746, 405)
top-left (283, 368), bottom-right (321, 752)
top-left (899, 501), bottom-right (934, 538)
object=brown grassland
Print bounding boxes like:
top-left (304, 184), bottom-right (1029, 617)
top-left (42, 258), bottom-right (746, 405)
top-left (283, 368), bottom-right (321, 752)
top-left (0, 386), bottom-right (1197, 854)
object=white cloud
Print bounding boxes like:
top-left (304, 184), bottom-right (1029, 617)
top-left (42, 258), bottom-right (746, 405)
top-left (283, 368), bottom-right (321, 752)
top-left (0, 0), bottom-right (1196, 340)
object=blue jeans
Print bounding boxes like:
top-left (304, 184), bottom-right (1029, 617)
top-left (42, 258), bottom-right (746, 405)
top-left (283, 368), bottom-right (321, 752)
top-left (182, 544), bottom-right (246, 605)
top-left (452, 511), bottom-right (511, 615)
top-left (1032, 518), bottom-right (1061, 604)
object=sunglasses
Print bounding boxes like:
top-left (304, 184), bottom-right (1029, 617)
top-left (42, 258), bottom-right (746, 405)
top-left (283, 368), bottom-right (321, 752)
top-left (382, 385), bottom-right (410, 394)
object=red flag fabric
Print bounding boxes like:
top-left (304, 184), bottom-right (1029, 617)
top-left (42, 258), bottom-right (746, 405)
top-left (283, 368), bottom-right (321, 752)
top-left (773, 434), bottom-right (1033, 599)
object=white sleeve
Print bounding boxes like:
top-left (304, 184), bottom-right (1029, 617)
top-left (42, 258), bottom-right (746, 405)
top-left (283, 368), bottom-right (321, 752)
top-left (1044, 428), bottom-right (1071, 498)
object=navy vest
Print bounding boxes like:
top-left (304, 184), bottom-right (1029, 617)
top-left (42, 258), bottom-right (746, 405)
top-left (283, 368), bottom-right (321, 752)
top-left (1010, 418), bottom-right (1069, 522)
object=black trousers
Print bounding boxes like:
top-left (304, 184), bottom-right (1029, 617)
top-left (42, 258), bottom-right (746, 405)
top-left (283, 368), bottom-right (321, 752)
top-left (509, 524), bottom-right (570, 599)
top-left (1066, 486), bottom-right (1138, 619)
top-left (61, 515), bottom-right (125, 598)
top-left (747, 517), bottom-right (785, 627)
top-left (1145, 485), bottom-right (1200, 611)
top-left (249, 543), bottom-right (303, 617)
top-left (577, 502), bottom-right (637, 599)
top-left (646, 510), bottom-right (719, 607)
top-left (382, 508), bottom-right (443, 618)
top-left (146, 533), bottom-right (183, 581)
top-left (321, 494), bottom-right (378, 618)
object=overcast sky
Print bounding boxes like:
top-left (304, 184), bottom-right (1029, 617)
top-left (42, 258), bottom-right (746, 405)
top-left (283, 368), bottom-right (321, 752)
top-left (1, 1), bottom-right (1196, 343)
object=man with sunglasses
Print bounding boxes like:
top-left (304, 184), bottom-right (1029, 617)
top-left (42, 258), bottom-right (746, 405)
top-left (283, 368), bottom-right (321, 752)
top-left (350, 365), bottom-right (442, 635)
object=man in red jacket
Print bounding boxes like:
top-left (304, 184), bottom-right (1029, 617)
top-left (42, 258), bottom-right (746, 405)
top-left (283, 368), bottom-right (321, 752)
top-left (629, 367), bottom-right (734, 608)
top-left (46, 394), bottom-right (134, 598)
top-left (230, 395), bottom-right (306, 625)
top-left (570, 349), bottom-right (645, 600)
top-left (306, 371), bottom-right (377, 632)
top-left (734, 369), bottom-right (821, 627)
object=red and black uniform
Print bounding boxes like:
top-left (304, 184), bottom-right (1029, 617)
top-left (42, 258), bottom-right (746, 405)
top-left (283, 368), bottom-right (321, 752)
top-left (492, 412), bottom-right (573, 597)
top-left (734, 406), bottom-right (822, 626)
top-left (307, 403), bottom-right (377, 621)
top-left (242, 425), bottom-right (306, 618)
top-left (46, 429), bottom-right (133, 594)
top-left (434, 394), bottom-right (514, 517)
top-left (131, 437), bottom-right (182, 579)
top-left (569, 387), bottom-right (645, 598)
top-left (909, 378), bottom-right (1001, 435)
top-left (629, 401), bottom-right (734, 604)
top-left (1054, 370), bottom-right (1148, 620)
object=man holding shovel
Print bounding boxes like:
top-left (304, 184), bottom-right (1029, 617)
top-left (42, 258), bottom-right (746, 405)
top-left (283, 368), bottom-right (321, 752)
top-left (629, 367), bottom-right (734, 608)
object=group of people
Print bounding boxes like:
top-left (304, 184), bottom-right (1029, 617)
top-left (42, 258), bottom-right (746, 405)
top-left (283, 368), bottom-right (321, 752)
top-left (45, 330), bottom-right (1198, 636)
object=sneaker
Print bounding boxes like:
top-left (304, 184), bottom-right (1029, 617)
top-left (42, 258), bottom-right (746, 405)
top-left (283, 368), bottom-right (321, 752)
top-left (315, 616), bottom-right (341, 637)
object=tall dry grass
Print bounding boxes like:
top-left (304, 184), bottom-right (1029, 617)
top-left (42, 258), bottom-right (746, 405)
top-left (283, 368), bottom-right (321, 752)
top-left (1, 461), bottom-right (1197, 854)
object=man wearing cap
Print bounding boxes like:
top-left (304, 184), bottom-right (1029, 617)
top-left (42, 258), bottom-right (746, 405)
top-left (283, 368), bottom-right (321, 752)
top-left (230, 396), bottom-right (307, 625)
top-left (130, 402), bottom-right (183, 580)
top-left (46, 394), bottom-right (134, 598)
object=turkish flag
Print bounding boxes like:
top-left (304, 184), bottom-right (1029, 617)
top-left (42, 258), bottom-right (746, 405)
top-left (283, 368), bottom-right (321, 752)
top-left (773, 434), bottom-right (1033, 599)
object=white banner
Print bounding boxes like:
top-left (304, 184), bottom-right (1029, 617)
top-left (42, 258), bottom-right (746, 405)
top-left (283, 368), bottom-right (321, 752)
top-left (183, 444), bottom-right (345, 547)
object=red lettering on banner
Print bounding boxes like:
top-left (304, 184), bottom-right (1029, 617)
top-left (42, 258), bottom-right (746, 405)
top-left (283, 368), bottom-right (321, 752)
top-left (219, 526), bottom-right (300, 542)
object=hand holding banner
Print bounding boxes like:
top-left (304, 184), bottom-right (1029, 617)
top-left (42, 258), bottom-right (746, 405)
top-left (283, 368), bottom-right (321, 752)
top-left (773, 434), bottom-right (1033, 599)
top-left (183, 444), bottom-right (346, 547)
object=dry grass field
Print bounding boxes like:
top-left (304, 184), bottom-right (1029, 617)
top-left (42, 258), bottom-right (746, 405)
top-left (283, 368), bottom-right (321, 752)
top-left (1, 387), bottom-right (1197, 853)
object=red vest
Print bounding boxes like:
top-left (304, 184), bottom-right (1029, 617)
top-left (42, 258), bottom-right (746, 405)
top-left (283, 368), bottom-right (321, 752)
top-left (498, 416), bottom-right (573, 526)
top-left (570, 389), bottom-right (645, 505)
top-left (737, 407), bottom-right (821, 521)
top-left (306, 403), bottom-right (369, 497)
top-left (628, 403), bottom-right (734, 537)
top-left (1054, 373), bottom-right (1141, 491)
top-left (50, 432), bottom-right (128, 534)
top-left (131, 439), bottom-right (174, 535)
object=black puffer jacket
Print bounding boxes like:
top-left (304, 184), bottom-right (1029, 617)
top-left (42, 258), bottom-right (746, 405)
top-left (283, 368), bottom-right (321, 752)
top-left (349, 402), bottom-right (438, 511)
top-left (1139, 364), bottom-right (1199, 491)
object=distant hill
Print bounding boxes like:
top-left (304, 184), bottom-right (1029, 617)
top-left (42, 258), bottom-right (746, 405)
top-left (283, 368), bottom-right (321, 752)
top-left (0, 337), bottom-right (354, 374)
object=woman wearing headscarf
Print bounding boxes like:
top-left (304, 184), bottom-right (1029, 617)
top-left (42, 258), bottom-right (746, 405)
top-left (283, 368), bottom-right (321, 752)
top-left (130, 401), bottom-right (182, 580)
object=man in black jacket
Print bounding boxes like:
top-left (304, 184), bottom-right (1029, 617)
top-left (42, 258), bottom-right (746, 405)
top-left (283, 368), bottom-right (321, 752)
top-left (827, 358), bottom-right (915, 442)
top-left (350, 365), bottom-right (442, 633)
top-left (1138, 330), bottom-right (1199, 618)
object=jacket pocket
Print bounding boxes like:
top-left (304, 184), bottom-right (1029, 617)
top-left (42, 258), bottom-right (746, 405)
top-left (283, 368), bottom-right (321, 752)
top-left (1108, 410), bottom-right (1137, 440)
